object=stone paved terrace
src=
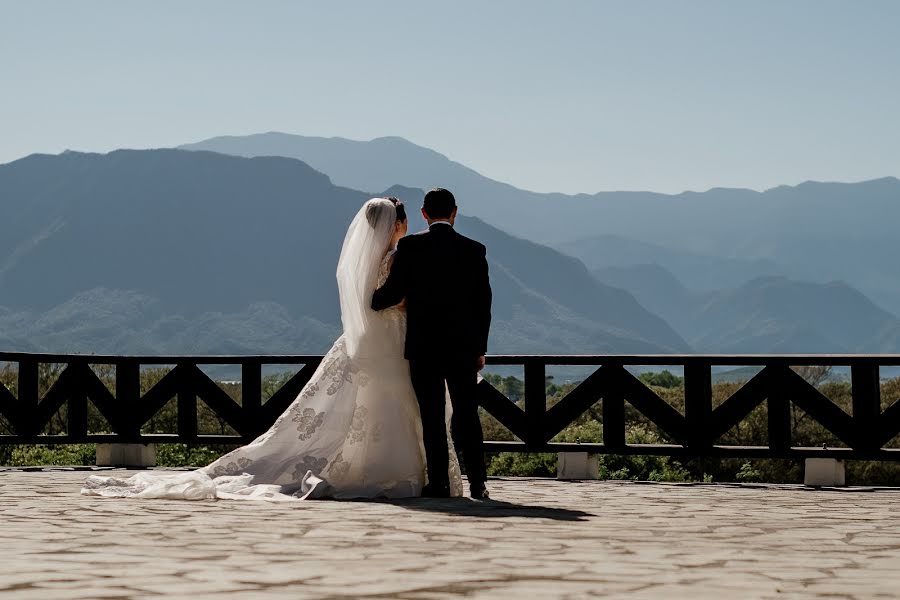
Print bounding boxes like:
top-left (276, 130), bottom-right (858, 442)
top-left (2, 470), bottom-right (900, 599)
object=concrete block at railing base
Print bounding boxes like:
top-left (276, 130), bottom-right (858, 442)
top-left (804, 458), bottom-right (845, 487)
top-left (557, 452), bottom-right (599, 480)
top-left (96, 444), bottom-right (157, 467)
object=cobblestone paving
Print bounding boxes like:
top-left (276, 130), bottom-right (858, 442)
top-left (2, 470), bottom-right (900, 599)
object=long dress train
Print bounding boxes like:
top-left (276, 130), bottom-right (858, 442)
top-left (82, 253), bottom-right (464, 501)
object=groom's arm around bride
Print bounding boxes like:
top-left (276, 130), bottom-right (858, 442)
top-left (372, 188), bottom-right (492, 498)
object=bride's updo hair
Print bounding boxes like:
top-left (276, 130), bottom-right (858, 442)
top-left (365, 197), bottom-right (406, 228)
top-left (388, 197), bottom-right (407, 223)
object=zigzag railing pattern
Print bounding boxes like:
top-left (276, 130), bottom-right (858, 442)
top-left (0, 353), bottom-right (322, 444)
top-left (2, 352), bottom-right (900, 460)
top-left (477, 355), bottom-right (900, 460)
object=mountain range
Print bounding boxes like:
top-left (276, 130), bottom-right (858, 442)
top-left (594, 264), bottom-right (900, 353)
top-left (2, 131), bottom-right (899, 356)
top-left (0, 149), bottom-right (687, 355)
top-left (182, 132), bottom-right (900, 317)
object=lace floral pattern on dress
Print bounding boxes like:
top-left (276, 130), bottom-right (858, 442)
top-left (292, 456), bottom-right (328, 480)
top-left (348, 405), bottom-right (368, 444)
top-left (209, 456), bottom-right (253, 478)
top-left (371, 421), bottom-right (385, 443)
top-left (300, 339), bottom-right (369, 401)
top-left (377, 250), bottom-right (405, 326)
top-left (377, 250), bottom-right (395, 287)
top-left (327, 452), bottom-right (350, 479)
top-left (292, 407), bottom-right (326, 441)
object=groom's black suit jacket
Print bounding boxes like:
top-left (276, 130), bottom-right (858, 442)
top-left (372, 223), bottom-right (492, 361)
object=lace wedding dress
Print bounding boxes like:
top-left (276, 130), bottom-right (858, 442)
top-left (82, 199), bottom-right (463, 501)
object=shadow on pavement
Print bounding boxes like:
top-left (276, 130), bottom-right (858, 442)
top-left (381, 497), bottom-right (593, 522)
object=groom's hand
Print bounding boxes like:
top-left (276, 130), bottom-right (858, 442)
top-left (476, 355), bottom-right (486, 372)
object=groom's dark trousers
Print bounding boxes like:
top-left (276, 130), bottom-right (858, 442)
top-left (409, 358), bottom-right (486, 492)
top-left (372, 222), bottom-right (492, 493)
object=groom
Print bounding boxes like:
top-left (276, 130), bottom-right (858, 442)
top-left (372, 188), bottom-right (492, 499)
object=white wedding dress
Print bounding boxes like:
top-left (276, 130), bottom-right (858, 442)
top-left (82, 199), bottom-right (463, 501)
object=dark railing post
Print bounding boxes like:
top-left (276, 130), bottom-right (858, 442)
top-left (851, 362), bottom-right (881, 449)
top-left (18, 359), bottom-right (39, 437)
top-left (241, 360), bottom-right (262, 438)
top-left (116, 359), bottom-right (142, 439)
top-left (524, 359), bottom-right (546, 447)
top-left (684, 361), bottom-right (712, 448)
top-left (603, 366), bottom-right (626, 450)
top-left (768, 366), bottom-right (792, 452)
top-left (177, 364), bottom-right (198, 439)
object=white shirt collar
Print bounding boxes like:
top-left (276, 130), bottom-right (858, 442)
top-left (429, 221), bottom-right (453, 228)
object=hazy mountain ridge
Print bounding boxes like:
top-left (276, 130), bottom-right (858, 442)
top-left (180, 133), bottom-right (486, 197)
top-left (181, 132), bottom-right (900, 318)
top-left (593, 264), bottom-right (900, 353)
top-left (179, 132), bottom-right (900, 243)
top-left (0, 289), bottom-right (339, 356)
top-left (695, 276), bottom-right (900, 353)
top-left (0, 149), bottom-right (687, 355)
top-left (384, 186), bottom-right (688, 353)
top-left (5, 137), bottom-right (898, 356)
top-left (566, 235), bottom-right (783, 292)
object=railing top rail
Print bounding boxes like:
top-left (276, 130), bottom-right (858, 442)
top-left (485, 355), bottom-right (900, 366)
top-left (3, 352), bottom-right (900, 366)
top-left (0, 352), bottom-right (325, 364)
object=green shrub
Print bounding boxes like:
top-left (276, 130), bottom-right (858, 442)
top-left (1, 444), bottom-right (96, 467)
top-left (638, 370), bottom-right (683, 389)
top-left (735, 461), bottom-right (763, 482)
top-left (487, 452), bottom-right (557, 477)
top-left (155, 444), bottom-right (229, 467)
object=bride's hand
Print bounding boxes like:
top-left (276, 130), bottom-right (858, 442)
top-left (397, 298), bottom-right (407, 310)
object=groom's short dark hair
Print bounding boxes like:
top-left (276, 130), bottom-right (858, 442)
top-left (423, 188), bottom-right (456, 219)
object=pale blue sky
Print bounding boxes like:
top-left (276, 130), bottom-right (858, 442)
top-left (2, 0), bottom-right (899, 193)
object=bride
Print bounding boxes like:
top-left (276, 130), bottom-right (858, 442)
top-left (82, 198), bottom-right (463, 501)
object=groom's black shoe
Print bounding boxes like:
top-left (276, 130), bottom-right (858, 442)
top-left (469, 483), bottom-right (490, 500)
top-left (421, 483), bottom-right (451, 498)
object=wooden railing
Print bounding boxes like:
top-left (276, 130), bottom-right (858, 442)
top-left (480, 355), bottom-right (900, 460)
top-left (1, 352), bottom-right (900, 460)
